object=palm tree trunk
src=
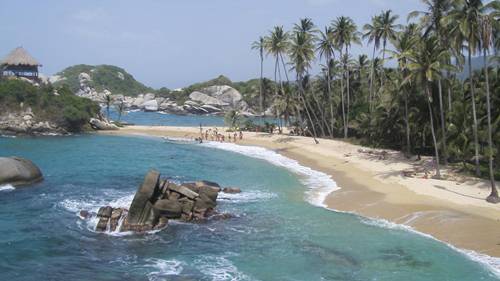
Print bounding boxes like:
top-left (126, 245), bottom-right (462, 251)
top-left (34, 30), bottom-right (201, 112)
top-left (259, 51), bottom-right (264, 124)
top-left (437, 79), bottom-right (448, 165)
top-left (426, 83), bottom-right (441, 178)
top-left (369, 44), bottom-right (376, 113)
top-left (298, 74), bottom-right (319, 144)
top-left (483, 51), bottom-right (499, 203)
top-left (404, 90), bottom-right (411, 157)
top-left (381, 40), bottom-right (387, 88)
top-left (468, 45), bottom-right (481, 177)
top-left (311, 90), bottom-right (328, 137)
top-left (339, 50), bottom-right (347, 138)
top-left (326, 57), bottom-right (334, 138)
top-left (345, 46), bottom-right (350, 138)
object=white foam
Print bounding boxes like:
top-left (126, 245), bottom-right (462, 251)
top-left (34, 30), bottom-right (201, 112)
top-left (218, 190), bottom-right (277, 203)
top-left (194, 255), bottom-right (253, 281)
top-left (327, 206), bottom-right (500, 278)
top-left (0, 184), bottom-right (15, 191)
top-left (200, 141), bottom-right (339, 208)
top-left (197, 140), bottom-right (500, 277)
top-left (0, 134), bottom-right (16, 138)
top-left (60, 193), bottom-right (137, 235)
top-left (145, 258), bottom-right (183, 280)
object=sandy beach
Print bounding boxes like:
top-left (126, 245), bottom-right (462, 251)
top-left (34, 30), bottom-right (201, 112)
top-left (102, 125), bottom-right (500, 258)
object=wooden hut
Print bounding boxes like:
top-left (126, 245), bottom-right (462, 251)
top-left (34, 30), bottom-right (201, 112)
top-left (1, 47), bottom-right (42, 80)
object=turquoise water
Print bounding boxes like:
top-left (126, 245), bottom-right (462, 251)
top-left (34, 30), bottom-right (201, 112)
top-left (0, 134), bottom-right (499, 281)
top-left (108, 109), bottom-right (280, 127)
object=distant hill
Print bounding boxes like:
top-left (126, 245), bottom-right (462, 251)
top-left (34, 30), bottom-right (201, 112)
top-left (53, 64), bottom-right (153, 96)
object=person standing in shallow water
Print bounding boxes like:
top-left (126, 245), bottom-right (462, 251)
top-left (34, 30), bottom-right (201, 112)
top-left (233, 132), bottom-right (238, 142)
top-left (239, 131), bottom-right (243, 140)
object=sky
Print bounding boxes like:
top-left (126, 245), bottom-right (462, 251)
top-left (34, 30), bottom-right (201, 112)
top-left (0, 0), bottom-right (424, 89)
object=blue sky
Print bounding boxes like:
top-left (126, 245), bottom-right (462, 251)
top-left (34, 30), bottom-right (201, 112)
top-left (0, 0), bottom-right (424, 89)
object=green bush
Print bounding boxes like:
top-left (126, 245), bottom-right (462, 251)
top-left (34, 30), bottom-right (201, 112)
top-left (0, 79), bottom-right (100, 132)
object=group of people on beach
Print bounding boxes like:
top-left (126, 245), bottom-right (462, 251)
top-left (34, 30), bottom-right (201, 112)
top-left (195, 125), bottom-right (243, 144)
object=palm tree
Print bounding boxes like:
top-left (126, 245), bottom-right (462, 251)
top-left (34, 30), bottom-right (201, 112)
top-left (363, 14), bottom-right (382, 112)
top-left (389, 24), bottom-right (419, 157)
top-left (332, 16), bottom-right (361, 138)
top-left (378, 10), bottom-right (401, 87)
top-left (445, 0), bottom-right (485, 176)
top-left (290, 19), bottom-right (320, 143)
top-left (480, 12), bottom-right (499, 203)
top-left (251, 36), bottom-right (265, 122)
top-left (116, 100), bottom-right (126, 122)
top-left (405, 36), bottom-right (452, 178)
top-left (264, 26), bottom-right (289, 128)
top-left (104, 93), bottom-right (112, 120)
top-left (316, 26), bottom-right (336, 138)
top-left (410, 0), bottom-right (453, 165)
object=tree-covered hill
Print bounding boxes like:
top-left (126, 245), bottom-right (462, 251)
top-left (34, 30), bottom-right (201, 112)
top-left (53, 64), bottom-right (153, 96)
top-left (0, 79), bottom-right (100, 133)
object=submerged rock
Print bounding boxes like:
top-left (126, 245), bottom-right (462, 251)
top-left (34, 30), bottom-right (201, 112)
top-left (0, 157), bottom-right (43, 187)
top-left (93, 170), bottom-right (235, 233)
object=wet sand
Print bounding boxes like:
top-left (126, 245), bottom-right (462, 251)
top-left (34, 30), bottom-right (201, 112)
top-left (101, 125), bottom-right (500, 258)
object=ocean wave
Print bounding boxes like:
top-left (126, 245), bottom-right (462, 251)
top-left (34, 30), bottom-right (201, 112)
top-left (60, 193), bottom-right (136, 236)
top-left (0, 184), bottom-right (15, 192)
top-left (145, 258), bottom-right (184, 280)
top-left (200, 142), bottom-right (339, 208)
top-left (327, 206), bottom-right (500, 278)
top-left (217, 190), bottom-right (277, 203)
top-left (194, 255), bottom-right (254, 281)
top-left (0, 134), bottom-right (16, 138)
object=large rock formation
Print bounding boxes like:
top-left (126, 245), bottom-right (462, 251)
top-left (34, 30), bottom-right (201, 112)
top-left (75, 73), bottom-right (110, 103)
top-left (94, 170), bottom-right (232, 233)
top-left (0, 157), bottom-right (43, 187)
top-left (89, 118), bottom-right (119, 131)
top-left (0, 107), bottom-right (66, 135)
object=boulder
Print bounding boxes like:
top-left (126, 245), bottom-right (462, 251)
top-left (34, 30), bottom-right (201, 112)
top-left (169, 184), bottom-right (199, 199)
top-left (127, 170), bottom-right (160, 225)
top-left (97, 206), bottom-right (113, 218)
top-left (196, 180), bottom-right (221, 189)
top-left (143, 93), bottom-right (156, 102)
top-left (143, 100), bottom-right (158, 112)
top-left (92, 170), bottom-right (224, 233)
top-left (89, 118), bottom-right (118, 130)
top-left (153, 199), bottom-right (183, 219)
top-left (189, 91), bottom-right (227, 106)
top-left (222, 187), bottom-right (241, 194)
top-left (0, 157), bottom-right (43, 187)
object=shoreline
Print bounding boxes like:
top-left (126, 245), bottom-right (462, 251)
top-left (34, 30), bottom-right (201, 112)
top-left (100, 125), bottom-right (500, 261)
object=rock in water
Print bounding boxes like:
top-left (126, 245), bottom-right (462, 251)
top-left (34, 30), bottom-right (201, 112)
top-left (222, 187), bottom-right (241, 194)
top-left (126, 170), bottom-right (161, 225)
top-left (0, 157), bottom-right (43, 187)
top-left (93, 170), bottom-right (230, 233)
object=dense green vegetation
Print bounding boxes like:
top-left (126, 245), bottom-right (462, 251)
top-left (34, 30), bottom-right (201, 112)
top-left (54, 64), bottom-right (153, 96)
top-left (250, 0), bottom-right (500, 202)
top-left (0, 79), bottom-right (100, 132)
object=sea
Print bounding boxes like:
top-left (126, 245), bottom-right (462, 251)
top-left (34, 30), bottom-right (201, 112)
top-left (0, 112), bottom-right (498, 281)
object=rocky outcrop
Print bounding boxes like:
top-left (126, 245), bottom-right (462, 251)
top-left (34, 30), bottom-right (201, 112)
top-left (0, 107), bottom-right (67, 135)
top-left (0, 157), bottom-right (43, 187)
top-left (89, 118), bottom-right (119, 131)
top-left (68, 69), bottom-right (253, 115)
top-left (75, 73), bottom-right (110, 103)
top-left (189, 85), bottom-right (248, 111)
top-left (93, 170), bottom-right (234, 233)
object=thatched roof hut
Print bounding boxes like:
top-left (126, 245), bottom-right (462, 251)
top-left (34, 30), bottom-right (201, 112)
top-left (1, 47), bottom-right (41, 79)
